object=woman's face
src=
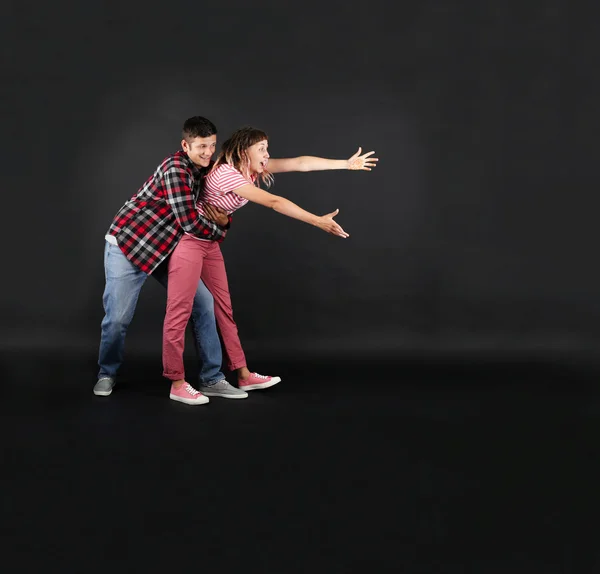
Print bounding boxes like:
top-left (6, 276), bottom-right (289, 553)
top-left (246, 139), bottom-right (270, 174)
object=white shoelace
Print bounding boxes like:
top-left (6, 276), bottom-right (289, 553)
top-left (254, 373), bottom-right (269, 380)
top-left (185, 384), bottom-right (200, 396)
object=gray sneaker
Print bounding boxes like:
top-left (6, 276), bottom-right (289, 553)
top-left (93, 377), bottom-right (115, 396)
top-left (198, 379), bottom-right (248, 399)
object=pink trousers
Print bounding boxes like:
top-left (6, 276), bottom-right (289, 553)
top-left (162, 234), bottom-right (246, 381)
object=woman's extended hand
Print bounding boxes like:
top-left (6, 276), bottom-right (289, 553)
top-left (347, 147), bottom-right (379, 171)
top-left (317, 209), bottom-right (349, 238)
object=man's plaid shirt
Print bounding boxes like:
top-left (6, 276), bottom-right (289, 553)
top-left (107, 151), bottom-right (229, 274)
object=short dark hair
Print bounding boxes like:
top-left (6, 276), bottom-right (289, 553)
top-left (182, 116), bottom-right (217, 141)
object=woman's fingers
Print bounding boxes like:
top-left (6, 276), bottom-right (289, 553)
top-left (329, 221), bottom-right (349, 238)
top-left (348, 149), bottom-right (379, 170)
top-left (320, 209), bottom-right (348, 237)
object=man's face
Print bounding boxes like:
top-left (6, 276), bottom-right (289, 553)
top-left (182, 135), bottom-right (217, 168)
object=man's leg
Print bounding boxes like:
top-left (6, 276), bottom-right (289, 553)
top-left (95, 242), bottom-right (148, 395)
top-left (153, 260), bottom-right (225, 386)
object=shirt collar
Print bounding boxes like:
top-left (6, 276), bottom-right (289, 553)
top-left (179, 150), bottom-right (210, 179)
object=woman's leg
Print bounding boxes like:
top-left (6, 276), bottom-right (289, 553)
top-left (162, 236), bottom-right (209, 398)
top-left (153, 261), bottom-right (226, 386)
top-left (199, 242), bottom-right (247, 372)
top-left (200, 243), bottom-right (281, 391)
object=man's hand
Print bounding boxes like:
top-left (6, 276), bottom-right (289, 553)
top-left (347, 147), bottom-right (379, 171)
top-left (203, 203), bottom-right (229, 227)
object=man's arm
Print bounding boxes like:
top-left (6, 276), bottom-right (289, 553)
top-left (163, 161), bottom-right (227, 239)
top-left (267, 147), bottom-right (378, 173)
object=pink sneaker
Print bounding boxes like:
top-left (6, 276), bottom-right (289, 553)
top-left (238, 373), bottom-right (281, 391)
top-left (169, 382), bottom-right (209, 405)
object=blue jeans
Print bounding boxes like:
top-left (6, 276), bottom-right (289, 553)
top-left (98, 241), bottom-right (224, 385)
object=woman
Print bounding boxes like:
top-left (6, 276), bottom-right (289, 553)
top-left (163, 127), bottom-right (378, 404)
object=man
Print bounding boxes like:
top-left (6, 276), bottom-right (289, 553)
top-left (94, 116), bottom-right (279, 403)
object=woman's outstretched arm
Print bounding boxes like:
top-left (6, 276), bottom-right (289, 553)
top-left (233, 184), bottom-right (349, 239)
top-left (267, 147), bottom-right (378, 173)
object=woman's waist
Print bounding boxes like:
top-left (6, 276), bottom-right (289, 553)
top-left (196, 200), bottom-right (243, 216)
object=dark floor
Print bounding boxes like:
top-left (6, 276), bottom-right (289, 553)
top-left (2, 353), bottom-right (600, 573)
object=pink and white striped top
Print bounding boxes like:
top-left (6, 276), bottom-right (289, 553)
top-left (196, 164), bottom-right (255, 217)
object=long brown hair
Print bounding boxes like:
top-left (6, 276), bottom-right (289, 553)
top-left (211, 126), bottom-right (274, 188)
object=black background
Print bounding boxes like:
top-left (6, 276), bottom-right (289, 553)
top-left (4, 0), bottom-right (598, 364)
top-left (3, 2), bottom-right (600, 572)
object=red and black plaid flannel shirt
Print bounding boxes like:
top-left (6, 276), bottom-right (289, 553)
top-left (107, 151), bottom-right (230, 274)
